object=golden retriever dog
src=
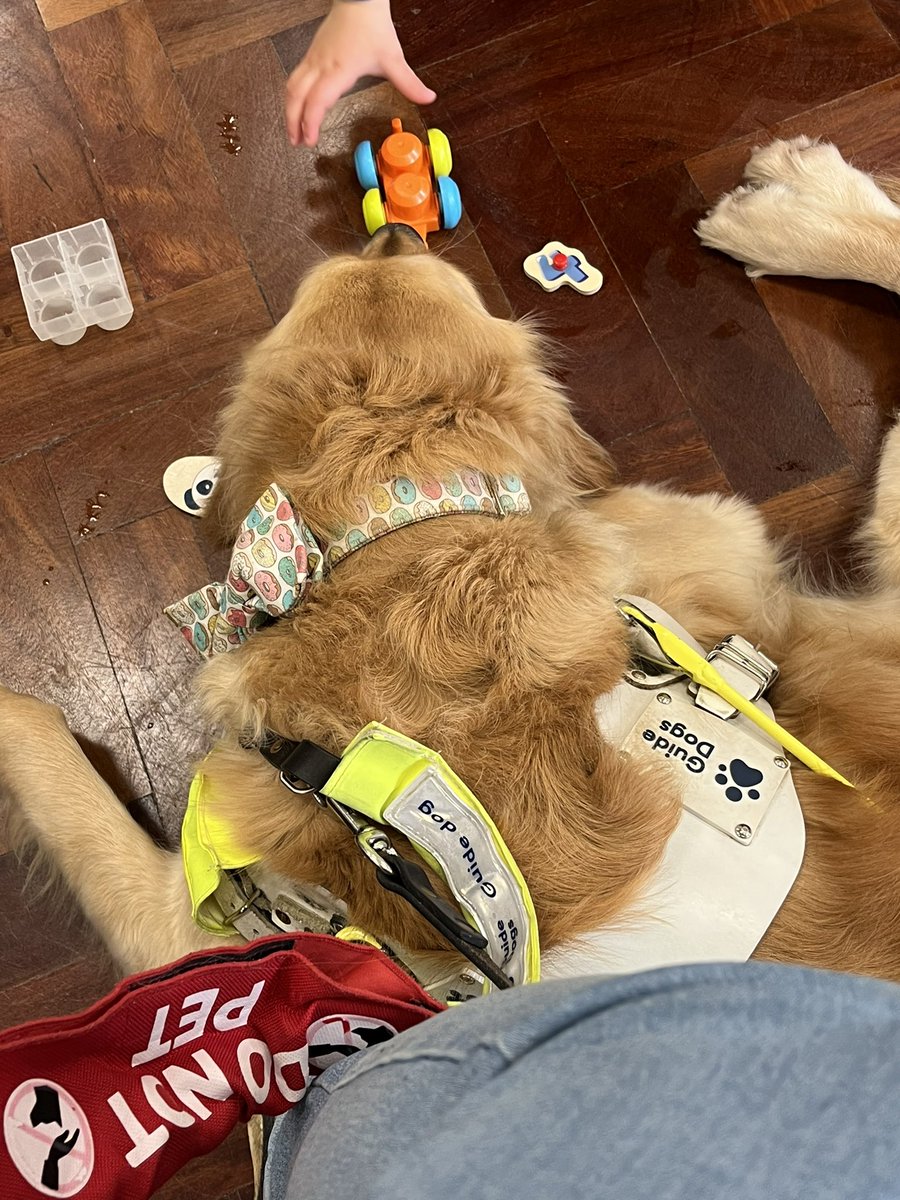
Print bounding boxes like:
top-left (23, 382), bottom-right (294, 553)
top-left (2, 144), bottom-right (900, 989)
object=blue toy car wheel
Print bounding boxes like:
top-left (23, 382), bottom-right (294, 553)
top-left (436, 175), bottom-right (462, 230)
top-left (354, 141), bottom-right (379, 191)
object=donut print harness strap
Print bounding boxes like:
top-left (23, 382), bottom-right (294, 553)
top-left (164, 471), bottom-right (530, 659)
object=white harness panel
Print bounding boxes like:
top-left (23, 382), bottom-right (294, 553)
top-left (544, 600), bottom-right (805, 980)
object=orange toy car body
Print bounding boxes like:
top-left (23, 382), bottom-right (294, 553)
top-left (354, 120), bottom-right (462, 244)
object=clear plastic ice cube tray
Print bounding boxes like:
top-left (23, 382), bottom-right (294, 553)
top-left (11, 219), bottom-right (134, 345)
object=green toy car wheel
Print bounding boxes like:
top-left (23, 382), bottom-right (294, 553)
top-left (362, 188), bottom-right (388, 236)
top-left (427, 128), bottom-right (453, 178)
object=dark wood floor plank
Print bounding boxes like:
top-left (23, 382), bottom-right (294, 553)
top-left (754, 277), bottom-right (900, 474)
top-left (34, 0), bottom-right (126, 29)
top-left (0, 242), bottom-right (37, 354)
top-left (0, 854), bottom-right (105, 991)
top-left (685, 77), bottom-right (900, 475)
top-left (178, 38), bottom-right (332, 320)
top-left (611, 412), bottom-right (731, 494)
top-left (44, 374), bottom-right (228, 543)
top-left (0, 0), bottom-right (102, 244)
top-left (1, 267), bottom-right (271, 463)
top-left (686, 74), bottom-right (900, 200)
top-left (154, 1129), bottom-right (253, 1200)
top-left (0, 452), bottom-right (150, 800)
top-left (145, 0), bottom-right (326, 69)
top-left (871, 0), bottom-right (900, 43)
top-left (455, 121), bottom-right (683, 442)
top-left (1, 953), bottom-right (117, 1026)
top-left (760, 465), bottom-right (870, 579)
top-left (77, 509), bottom-right (227, 842)
top-left (50, 1), bottom-right (246, 298)
top-left (586, 165), bottom-right (848, 501)
top-left (542, 0), bottom-right (900, 192)
top-left (424, 0), bottom-right (761, 147)
top-left (754, 0), bottom-right (832, 22)
top-left (392, 0), bottom-right (591, 69)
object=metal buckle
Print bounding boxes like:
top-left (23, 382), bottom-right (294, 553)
top-left (690, 634), bottom-right (778, 721)
top-left (707, 635), bottom-right (778, 695)
top-left (278, 771), bottom-right (318, 795)
top-left (221, 872), bottom-right (268, 927)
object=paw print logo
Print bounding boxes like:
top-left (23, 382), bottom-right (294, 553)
top-left (715, 758), bottom-right (764, 802)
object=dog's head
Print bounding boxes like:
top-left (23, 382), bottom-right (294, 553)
top-left (205, 227), bottom-right (614, 543)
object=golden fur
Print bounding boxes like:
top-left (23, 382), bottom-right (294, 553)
top-left (2, 193), bottom-right (900, 984)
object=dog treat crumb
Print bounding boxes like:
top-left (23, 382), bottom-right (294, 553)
top-left (218, 112), bottom-right (242, 156)
top-left (78, 490), bottom-right (109, 537)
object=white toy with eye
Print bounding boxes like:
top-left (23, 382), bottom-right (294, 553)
top-left (163, 456), bottom-right (221, 516)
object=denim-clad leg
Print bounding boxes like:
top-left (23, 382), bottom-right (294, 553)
top-left (264, 962), bottom-right (900, 1200)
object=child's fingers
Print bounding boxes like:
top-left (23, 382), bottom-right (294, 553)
top-left (300, 73), bottom-right (356, 147)
top-left (384, 58), bottom-right (436, 105)
top-left (285, 68), bottom-right (315, 147)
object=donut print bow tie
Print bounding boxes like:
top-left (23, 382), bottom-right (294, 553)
top-left (164, 484), bottom-right (323, 658)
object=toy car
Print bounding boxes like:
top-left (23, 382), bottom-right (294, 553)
top-left (353, 119), bottom-right (462, 243)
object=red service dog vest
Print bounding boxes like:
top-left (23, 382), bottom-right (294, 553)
top-left (0, 935), bottom-right (442, 1198)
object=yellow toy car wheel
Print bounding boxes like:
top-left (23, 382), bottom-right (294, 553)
top-left (362, 188), bottom-right (387, 236)
top-left (427, 128), bottom-right (453, 177)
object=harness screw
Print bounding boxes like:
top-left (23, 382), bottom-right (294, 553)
top-left (774, 756), bottom-right (789, 769)
top-left (656, 693), bottom-right (672, 705)
top-left (734, 824), bottom-right (752, 841)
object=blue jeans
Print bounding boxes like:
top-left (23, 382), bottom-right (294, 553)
top-left (264, 962), bottom-right (900, 1199)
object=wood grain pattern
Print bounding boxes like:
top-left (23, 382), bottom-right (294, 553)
top-left (871, 0), bottom-right (900, 43)
top-left (145, 0), bottom-right (326, 69)
top-left (51, 1), bottom-right (246, 297)
top-left (425, 0), bottom-right (761, 146)
top-left (454, 121), bottom-right (684, 441)
top-left (34, 0), bottom-right (127, 31)
top-left (153, 1129), bottom-right (253, 1200)
top-left (77, 509), bottom-right (228, 841)
top-left (759, 465), bottom-right (869, 579)
top-left (753, 0), bottom-right (833, 23)
top-left (611, 412), bottom-right (731, 494)
top-left (0, 452), bottom-right (150, 799)
top-left (0, 0), bottom-right (102, 243)
top-left (0, 854), bottom-right (105, 990)
top-left (753, 276), bottom-right (900, 473)
top-left (392, 0), bottom-right (572, 69)
top-left (1, 268), bottom-right (271, 463)
top-left (542, 0), bottom-right (900, 192)
top-left (686, 74), bottom-right (900, 200)
top-left (179, 38), bottom-right (335, 320)
top-left (686, 78), bottom-right (900, 474)
top-left (0, 953), bottom-right (118, 1026)
top-left (44, 372), bottom-right (228, 543)
top-left (586, 166), bottom-right (848, 501)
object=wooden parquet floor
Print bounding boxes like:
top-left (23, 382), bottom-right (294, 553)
top-left (2, 1), bottom-right (900, 1192)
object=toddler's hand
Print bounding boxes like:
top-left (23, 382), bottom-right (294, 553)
top-left (286, 0), bottom-right (436, 147)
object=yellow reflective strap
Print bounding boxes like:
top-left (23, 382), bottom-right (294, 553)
top-left (618, 602), bottom-right (855, 789)
top-left (322, 723), bottom-right (541, 985)
top-left (181, 763), bottom-right (261, 935)
top-left (322, 726), bottom-right (424, 823)
top-left (335, 926), bottom-right (383, 949)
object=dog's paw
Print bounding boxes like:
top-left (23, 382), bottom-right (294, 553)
top-left (696, 182), bottom-right (857, 279)
top-left (743, 137), bottom-right (900, 217)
